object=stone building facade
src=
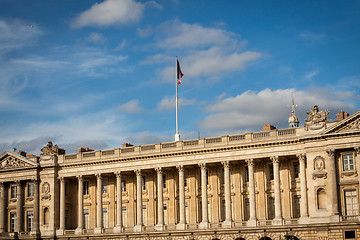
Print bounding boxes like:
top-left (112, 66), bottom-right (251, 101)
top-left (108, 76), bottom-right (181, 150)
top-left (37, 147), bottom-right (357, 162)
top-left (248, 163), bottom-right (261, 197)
top-left (0, 106), bottom-right (360, 240)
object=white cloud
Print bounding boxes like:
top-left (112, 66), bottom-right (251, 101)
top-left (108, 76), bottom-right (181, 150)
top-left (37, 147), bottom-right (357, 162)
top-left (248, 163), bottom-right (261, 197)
top-left (303, 69), bottom-right (319, 81)
top-left (200, 88), bottom-right (356, 131)
top-left (85, 32), bottom-right (106, 44)
top-left (157, 96), bottom-right (196, 111)
top-left (117, 99), bottom-right (144, 113)
top-left (72, 0), bottom-right (145, 28)
top-left (159, 47), bottom-right (263, 82)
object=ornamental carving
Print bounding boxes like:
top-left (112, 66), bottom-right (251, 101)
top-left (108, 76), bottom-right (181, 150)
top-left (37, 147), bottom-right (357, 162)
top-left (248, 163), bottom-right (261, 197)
top-left (335, 117), bottom-right (360, 132)
top-left (0, 156), bottom-right (28, 169)
top-left (41, 141), bottom-right (65, 155)
top-left (305, 105), bottom-right (329, 130)
top-left (313, 156), bottom-right (327, 180)
top-left (41, 182), bottom-right (51, 201)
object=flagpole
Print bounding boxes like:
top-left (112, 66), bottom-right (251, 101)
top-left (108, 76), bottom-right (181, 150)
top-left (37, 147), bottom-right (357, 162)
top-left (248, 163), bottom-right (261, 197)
top-left (175, 56), bottom-right (180, 141)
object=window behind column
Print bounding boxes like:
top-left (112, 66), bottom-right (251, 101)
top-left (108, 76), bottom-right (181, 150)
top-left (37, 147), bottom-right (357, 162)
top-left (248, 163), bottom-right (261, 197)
top-left (293, 162), bottom-right (300, 178)
top-left (121, 178), bottom-right (126, 192)
top-left (10, 184), bottom-right (17, 199)
top-left (269, 164), bottom-right (274, 180)
top-left (268, 197), bottom-right (275, 219)
top-left (244, 198), bottom-right (250, 221)
top-left (27, 211), bottom-right (33, 232)
top-left (83, 181), bottom-right (89, 195)
top-left (293, 195), bottom-right (301, 218)
top-left (164, 204), bottom-right (167, 225)
top-left (122, 206), bottom-right (127, 227)
top-left (102, 179), bottom-right (107, 194)
top-left (10, 212), bottom-right (16, 232)
top-left (27, 183), bottom-right (34, 197)
top-left (84, 209), bottom-right (89, 229)
top-left (343, 153), bottom-right (355, 171)
top-left (345, 189), bottom-right (358, 216)
top-left (102, 208), bottom-right (108, 228)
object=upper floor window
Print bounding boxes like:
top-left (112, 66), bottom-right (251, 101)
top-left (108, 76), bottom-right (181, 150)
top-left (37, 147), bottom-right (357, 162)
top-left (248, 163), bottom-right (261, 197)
top-left (184, 172), bottom-right (187, 187)
top-left (293, 162), bottom-right (300, 178)
top-left (245, 167), bottom-right (249, 182)
top-left (163, 174), bottom-right (166, 188)
top-left (83, 181), bottom-right (89, 195)
top-left (102, 179), bottom-right (107, 194)
top-left (343, 153), bottom-right (354, 171)
top-left (345, 189), bottom-right (358, 216)
top-left (142, 176), bottom-right (146, 190)
top-left (10, 185), bottom-right (17, 199)
top-left (27, 183), bottom-right (34, 197)
top-left (121, 178), bottom-right (126, 192)
top-left (269, 164), bottom-right (274, 180)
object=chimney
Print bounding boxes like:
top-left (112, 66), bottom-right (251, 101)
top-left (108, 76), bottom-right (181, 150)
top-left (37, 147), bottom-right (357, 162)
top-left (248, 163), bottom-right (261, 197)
top-left (122, 143), bottom-right (133, 148)
top-left (78, 147), bottom-right (94, 153)
top-left (17, 150), bottom-right (27, 157)
top-left (263, 124), bottom-right (276, 131)
top-left (337, 110), bottom-right (349, 121)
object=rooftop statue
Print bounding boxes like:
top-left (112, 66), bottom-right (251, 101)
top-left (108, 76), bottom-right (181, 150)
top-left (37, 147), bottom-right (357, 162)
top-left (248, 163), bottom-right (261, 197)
top-left (305, 105), bottom-right (329, 130)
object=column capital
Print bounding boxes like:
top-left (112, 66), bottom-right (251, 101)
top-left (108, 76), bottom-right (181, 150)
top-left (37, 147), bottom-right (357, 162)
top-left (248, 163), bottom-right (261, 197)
top-left (354, 147), bottom-right (360, 155)
top-left (58, 177), bottom-right (65, 183)
top-left (270, 156), bottom-right (280, 164)
top-left (296, 153), bottom-right (306, 162)
top-left (114, 171), bottom-right (121, 178)
top-left (221, 161), bottom-right (230, 169)
top-left (155, 167), bottom-right (163, 174)
top-left (198, 163), bottom-right (207, 170)
top-left (15, 180), bottom-right (21, 187)
top-left (245, 159), bottom-right (254, 166)
top-left (95, 173), bottom-right (102, 180)
top-left (176, 165), bottom-right (184, 172)
top-left (76, 175), bottom-right (83, 181)
top-left (134, 169), bottom-right (141, 176)
top-left (326, 149), bottom-right (335, 157)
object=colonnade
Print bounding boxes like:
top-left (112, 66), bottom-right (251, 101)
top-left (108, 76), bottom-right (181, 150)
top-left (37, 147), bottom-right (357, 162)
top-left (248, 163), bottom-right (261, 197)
top-left (57, 154), bottom-right (310, 234)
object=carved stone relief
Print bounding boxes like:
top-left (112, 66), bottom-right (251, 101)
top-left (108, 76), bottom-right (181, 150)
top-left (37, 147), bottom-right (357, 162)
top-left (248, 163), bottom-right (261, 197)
top-left (0, 156), bottom-right (28, 169)
top-left (313, 156), bottom-right (327, 179)
top-left (41, 182), bottom-right (51, 200)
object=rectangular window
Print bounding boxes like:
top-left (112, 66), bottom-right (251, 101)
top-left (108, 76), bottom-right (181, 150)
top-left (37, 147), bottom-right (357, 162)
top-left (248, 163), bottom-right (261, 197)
top-left (345, 230), bottom-right (356, 239)
top-left (102, 179), bottom-right (107, 194)
top-left (245, 167), bottom-right (249, 182)
top-left (65, 182), bottom-right (68, 196)
top-left (121, 178), bottom-right (126, 192)
top-left (268, 197), bottom-right (275, 219)
top-left (102, 208), bottom-right (108, 228)
top-left (142, 205), bottom-right (147, 225)
top-left (164, 204), bottom-right (167, 225)
top-left (122, 206), bottom-right (127, 227)
top-left (84, 209), bottom-right (89, 229)
top-left (185, 202), bottom-right (189, 224)
top-left (294, 195), bottom-right (301, 218)
top-left (221, 199), bottom-right (225, 221)
top-left (293, 162), bottom-right (300, 178)
top-left (163, 174), bottom-right (166, 188)
top-left (222, 168), bottom-right (225, 185)
top-left (244, 198), bottom-right (250, 220)
top-left (27, 211), bottom-right (33, 232)
top-left (343, 153), bottom-right (355, 171)
top-left (83, 181), bottom-right (89, 195)
top-left (10, 212), bottom-right (16, 232)
top-left (11, 185), bottom-right (17, 199)
top-left (142, 176), bottom-right (146, 190)
top-left (206, 170), bottom-right (209, 185)
top-left (345, 189), bottom-right (358, 216)
top-left (184, 172), bottom-right (187, 187)
top-left (269, 164), bottom-right (274, 180)
top-left (27, 183), bottom-right (34, 197)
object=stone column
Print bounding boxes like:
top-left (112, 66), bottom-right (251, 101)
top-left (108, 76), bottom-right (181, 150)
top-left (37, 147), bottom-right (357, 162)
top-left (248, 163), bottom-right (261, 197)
top-left (176, 165), bottom-right (186, 230)
top-left (245, 159), bottom-right (257, 226)
top-left (15, 181), bottom-right (22, 233)
top-left (134, 169), bottom-right (143, 232)
top-left (297, 154), bottom-right (309, 223)
top-left (57, 177), bottom-right (65, 235)
top-left (31, 179), bottom-right (40, 235)
top-left (326, 149), bottom-right (340, 221)
top-left (95, 174), bottom-right (103, 233)
top-left (75, 175), bottom-right (84, 234)
top-left (222, 161), bottom-right (232, 228)
top-left (0, 183), bottom-right (5, 233)
top-left (271, 156), bottom-right (283, 225)
top-left (114, 172), bottom-right (122, 233)
top-left (155, 168), bottom-right (164, 231)
top-left (199, 163), bottom-right (209, 229)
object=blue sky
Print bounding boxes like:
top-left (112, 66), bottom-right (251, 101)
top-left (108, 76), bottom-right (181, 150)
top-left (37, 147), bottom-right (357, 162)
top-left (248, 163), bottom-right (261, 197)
top-left (1, 0), bottom-right (359, 154)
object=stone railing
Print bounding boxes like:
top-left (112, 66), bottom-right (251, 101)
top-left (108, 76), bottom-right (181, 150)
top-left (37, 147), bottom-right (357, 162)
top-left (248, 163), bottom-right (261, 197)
top-left (58, 128), bottom-right (299, 163)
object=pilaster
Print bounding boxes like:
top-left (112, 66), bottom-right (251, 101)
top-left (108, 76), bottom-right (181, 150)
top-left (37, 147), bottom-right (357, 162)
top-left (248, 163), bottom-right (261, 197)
top-left (245, 159), bottom-right (257, 227)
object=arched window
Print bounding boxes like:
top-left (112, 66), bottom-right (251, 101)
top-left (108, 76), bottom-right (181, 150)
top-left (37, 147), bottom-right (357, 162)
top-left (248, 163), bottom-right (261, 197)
top-left (44, 207), bottom-right (50, 225)
top-left (317, 188), bottom-right (326, 209)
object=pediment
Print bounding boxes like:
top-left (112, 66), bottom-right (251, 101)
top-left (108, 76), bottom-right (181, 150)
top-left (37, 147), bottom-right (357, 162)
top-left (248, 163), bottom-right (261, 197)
top-left (320, 110), bottom-right (360, 135)
top-left (0, 152), bottom-right (38, 170)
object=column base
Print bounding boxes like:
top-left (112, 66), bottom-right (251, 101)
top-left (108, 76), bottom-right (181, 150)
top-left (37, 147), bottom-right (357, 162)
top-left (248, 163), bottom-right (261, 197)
top-left (114, 226), bottom-right (122, 233)
top-left (247, 218), bottom-right (257, 227)
top-left (155, 224), bottom-right (164, 231)
top-left (273, 218), bottom-right (283, 225)
top-left (298, 216), bottom-right (309, 224)
top-left (199, 221), bottom-right (209, 229)
top-left (75, 228), bottom-right (83, 235)
top-left (56, 229), bottom-right (65, 236)
top-left (176, 223), bottom-right (186, 230)
top-left (222, 220), bottom-right (232, 228)
top-left (134, 225), bottom-right (143, 232)
top-left (94, 227), bottom-right (102, 234)
top-left (330, 214), bottom-right (340, 223)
